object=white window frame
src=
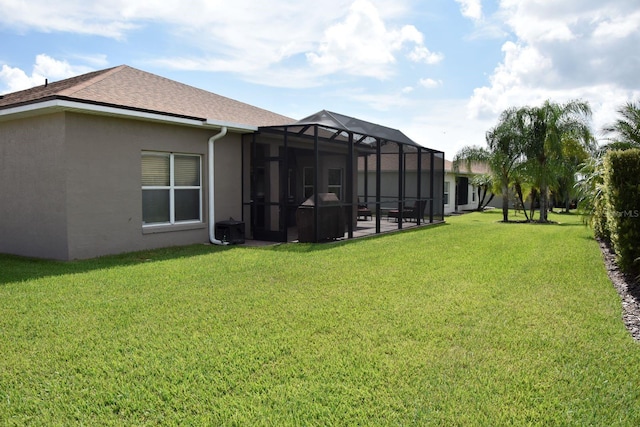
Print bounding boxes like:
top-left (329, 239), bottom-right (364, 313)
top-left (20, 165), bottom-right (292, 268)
top-left (142, 151), bottom-right (202, 227)
top-left (444, 181), bottom-right (450, 206)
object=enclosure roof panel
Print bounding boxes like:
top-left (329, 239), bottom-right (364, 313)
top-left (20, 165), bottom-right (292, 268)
top-left (292, 110), bottom-right (424, 148)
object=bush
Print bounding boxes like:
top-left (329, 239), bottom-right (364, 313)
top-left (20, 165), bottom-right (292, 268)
top-left (603, 149), bottom-right (640, 273)
top-left (592, 190), bottom-right (610, 242)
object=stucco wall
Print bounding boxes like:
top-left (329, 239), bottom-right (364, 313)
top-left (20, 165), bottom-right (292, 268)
top-left (1, 111), bottom-right (243, 260)
top-left (0, 113), bottom-right (69, 259)
top-left (64, 113), bottom-right (243, 259)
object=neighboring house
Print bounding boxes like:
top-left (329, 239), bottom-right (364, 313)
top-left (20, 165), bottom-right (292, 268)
top-left (0, 65), bottom-right (445, 260)
top-left (357, 145), bottom-right (446, 217)
top-left (443, 160), bottom-right (493, 214)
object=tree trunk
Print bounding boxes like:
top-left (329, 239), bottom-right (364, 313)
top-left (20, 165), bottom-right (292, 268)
top-left (539, 184), bottom-right (548, 222)
top-left (485, 193), bottom-right (495, 209)
top-left (477, 186), bottom-right (491, 211)
top-left (514, 182), bottom-right (529, 221)
top-left (502, 184), bottom-right (509, 222)
top-left (529, 188), bottom-right (538, 221)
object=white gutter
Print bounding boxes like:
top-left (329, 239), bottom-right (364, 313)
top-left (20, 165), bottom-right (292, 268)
top-left (207, 126), bottom-right (229, 245)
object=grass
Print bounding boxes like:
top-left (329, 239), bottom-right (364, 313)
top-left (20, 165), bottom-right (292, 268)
top-left (1, 210), bottom-right (639, 425)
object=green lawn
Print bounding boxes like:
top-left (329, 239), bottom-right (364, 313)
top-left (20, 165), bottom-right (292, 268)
top-left (1, 210), bottom-right (639, 425)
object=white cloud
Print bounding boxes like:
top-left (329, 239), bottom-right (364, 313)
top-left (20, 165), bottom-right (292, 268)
top-left (0, 0), bottom-right (137, 39)
top-left (593, 10), bottom-right (640, 40)
top-left (419, 78), bottom-right (443, 89)
top-left (0, 0), bottom-right (434, 86)
top-left (468, 0), bottom-right (640, 141)
top-left (0, 0), bottom-right (440, 91)
top-left (0, 54), bottom-right (93, 93)
top-left (455, 0), bottom-right (483, 21)
top-left (4, 0), bottom-right (638, 155)
top-left (403, 99), bottom-right (494, 155)
top-left (468, 41), bottom-right (553, 118)
top-left (408, 46), bottom-right (444, 64)
top-left (306, 0), bottom-right (442, 79)
top-left (0, 65), bottom-right (34, 93)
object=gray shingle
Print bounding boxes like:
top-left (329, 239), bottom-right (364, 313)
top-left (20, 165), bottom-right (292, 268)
top-left (0, 65), bottom-right (295, 127)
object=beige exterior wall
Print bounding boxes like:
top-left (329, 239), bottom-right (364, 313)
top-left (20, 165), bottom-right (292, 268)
top-left (0, 111), bottom-right (243, 260)
top-left (0, 113), bottom-right (69, 259)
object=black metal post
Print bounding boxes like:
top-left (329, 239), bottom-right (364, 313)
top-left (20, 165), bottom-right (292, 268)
top-left (416, 148), bottom-right (422, 225)
top-left (347, 132), bottom-right (354, 239)
top-left (430, 152), bottom-right (435, 223)
top-left (282, 128), bottom-right (288, 242)
top-left (313, 126), bottom-right (319, 242)
top-left (375, 138), bottom-right (381, 234)
top-left (363, 155), bottom-right (369, 204)
top-left (397, 143), bottom-right (404, 230)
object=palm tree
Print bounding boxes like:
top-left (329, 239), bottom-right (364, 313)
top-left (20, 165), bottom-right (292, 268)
top-left (576, 155), bottom-right (607, 238)
top-left (452, 144), bottom-right (491, 211)
top-left (454, 107), bottom-right (527, 222)
top-left (511, 163), bottom-right (533, 221)
top-left (470, 173), bottom-right (494, 211)
top-left (521, 100), bottom-right (593, 222)
top-left (601, 101), bottom-right (640, 150)
top-left (554, 133), bottom-right (593, 212)
top-left (577, 100), bottom-right (639, 235)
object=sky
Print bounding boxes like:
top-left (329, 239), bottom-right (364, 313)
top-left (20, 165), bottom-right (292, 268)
top-left (1, 0), bottom-right (639, 158)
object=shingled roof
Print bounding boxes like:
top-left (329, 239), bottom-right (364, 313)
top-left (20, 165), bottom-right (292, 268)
top-left (0, 65), bottom-right (294, 128)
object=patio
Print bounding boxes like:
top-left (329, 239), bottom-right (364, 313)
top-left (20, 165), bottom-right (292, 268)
top-left (275, 213), bottom-right (443, 243)
top-left (241, 110), bottom-right (445, 243)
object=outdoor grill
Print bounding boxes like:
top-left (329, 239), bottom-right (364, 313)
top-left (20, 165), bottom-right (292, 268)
top-left (296, 193), bottom-right (345, 243)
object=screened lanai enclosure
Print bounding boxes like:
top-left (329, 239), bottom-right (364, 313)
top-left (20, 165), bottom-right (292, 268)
top-left (241, 110), bottom-right (445, 243)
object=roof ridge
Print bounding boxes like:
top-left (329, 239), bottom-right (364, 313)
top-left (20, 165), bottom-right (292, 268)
top-left (57, 65), bottom-right (127, 97)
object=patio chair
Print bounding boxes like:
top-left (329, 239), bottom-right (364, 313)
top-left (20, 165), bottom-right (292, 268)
top-left (387, 200), bottom-right (427, 222)
top-left (357, 198), bottom-right (372, 221)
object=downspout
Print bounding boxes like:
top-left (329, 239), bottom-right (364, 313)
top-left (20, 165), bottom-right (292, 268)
top-left (208, 126), bottom-right (228, 245)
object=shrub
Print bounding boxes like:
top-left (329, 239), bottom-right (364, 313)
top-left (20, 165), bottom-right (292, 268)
top-left (592, 189), bottom-right (610, 242)
top-left (603, 149), bottom-right (640, 273)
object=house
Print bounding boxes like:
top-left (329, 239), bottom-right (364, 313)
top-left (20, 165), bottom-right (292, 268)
top-left (443, 159), bottom-right (493, 214)
top-left (0, 65), bottom-right (444, 260)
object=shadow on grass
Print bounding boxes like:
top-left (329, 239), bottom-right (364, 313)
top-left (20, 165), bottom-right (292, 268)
top-left (0, 222), bottom-right (449, 284)
top-left (480, 210), bottom-right (587, 227)
top-left (0, 243), bottom-right (235, 286)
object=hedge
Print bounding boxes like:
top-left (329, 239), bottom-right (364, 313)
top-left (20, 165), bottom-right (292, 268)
top-left (603, 148), bottom-right (640, 274)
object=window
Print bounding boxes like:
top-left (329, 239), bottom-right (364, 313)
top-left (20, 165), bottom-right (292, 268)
top-left (457, 177), bottom-right (469, 205)
top-left (303, 167), bottom-right (314, 199)
top-left (444, 181), bottom-right (450, 205)
top-left (142, 152), bottom-right (202, 225)
top-left (328, 168), bottom-right (343, 200)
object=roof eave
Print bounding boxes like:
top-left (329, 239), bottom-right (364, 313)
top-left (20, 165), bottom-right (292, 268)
top-left (0, 98), bottom-right (258, 132)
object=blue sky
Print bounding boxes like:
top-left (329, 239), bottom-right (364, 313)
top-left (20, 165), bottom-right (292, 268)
top-left (1, 0), bottom-right (639, 158)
